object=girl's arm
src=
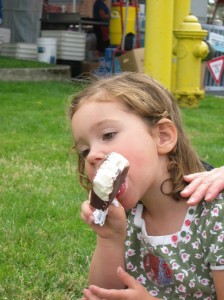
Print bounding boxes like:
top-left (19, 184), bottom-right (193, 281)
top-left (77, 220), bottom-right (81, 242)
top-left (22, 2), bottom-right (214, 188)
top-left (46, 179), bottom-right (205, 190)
top-left (212, 270), bottom-right (224, 300)
top-left (81, 200), bottom-right (127, 289)
top-left (180, 166), bottom-right (224, 205)
top-left (83, 267), bottom-right (160, 300)
top-left (89, 236), bottom-right (126, 289)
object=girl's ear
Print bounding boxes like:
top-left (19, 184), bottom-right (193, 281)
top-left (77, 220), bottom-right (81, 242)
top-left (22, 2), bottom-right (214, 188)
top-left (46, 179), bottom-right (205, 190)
top-left (155, 118), bottom-right (177, 154)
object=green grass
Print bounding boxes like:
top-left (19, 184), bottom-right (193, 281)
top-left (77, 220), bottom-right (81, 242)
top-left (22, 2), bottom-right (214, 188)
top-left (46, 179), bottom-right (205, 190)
top-left (0, 80), bottom-right (224, 299)
top-left (181, 95), bottom-right (224, 167)
top-left (0, 81), bottom-right (93, 299)
top-left (0, 57), bottom-right (56, 68)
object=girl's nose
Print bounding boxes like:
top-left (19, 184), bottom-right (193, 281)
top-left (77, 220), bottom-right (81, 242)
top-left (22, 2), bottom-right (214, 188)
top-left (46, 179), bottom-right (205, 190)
top-left (86, 147), bottom-right (106, 168)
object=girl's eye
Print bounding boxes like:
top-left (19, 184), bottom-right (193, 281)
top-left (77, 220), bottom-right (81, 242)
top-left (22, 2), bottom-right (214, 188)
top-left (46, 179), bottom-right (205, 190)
top-left (103, 132), bottom-right (116, 141)
top-left (80, 148), bottom-right (90, 158)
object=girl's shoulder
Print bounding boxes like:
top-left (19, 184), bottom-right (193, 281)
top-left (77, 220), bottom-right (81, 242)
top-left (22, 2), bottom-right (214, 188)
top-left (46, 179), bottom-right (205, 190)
top-left (198, 192), bottom-right (224, 211)
top-left (194, 192), bottom-right (224, 228)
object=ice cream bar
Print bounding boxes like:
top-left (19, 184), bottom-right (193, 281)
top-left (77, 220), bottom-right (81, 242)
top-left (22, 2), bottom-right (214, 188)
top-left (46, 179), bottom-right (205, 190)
top-left (90, 152), bottom-right (129, 211)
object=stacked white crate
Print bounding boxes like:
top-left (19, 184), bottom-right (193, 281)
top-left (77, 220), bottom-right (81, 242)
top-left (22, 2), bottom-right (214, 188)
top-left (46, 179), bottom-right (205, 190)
top-left (41, 30), bottom-right (86, 61)
top-left (0, 28), bottom-right (11, 51)
top-left (0, 43), bottom-right (37, 60)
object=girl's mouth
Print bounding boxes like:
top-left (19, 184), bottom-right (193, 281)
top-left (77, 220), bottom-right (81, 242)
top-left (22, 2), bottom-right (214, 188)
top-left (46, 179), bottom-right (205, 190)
top-left (116, 179), bottom-right (128, 199)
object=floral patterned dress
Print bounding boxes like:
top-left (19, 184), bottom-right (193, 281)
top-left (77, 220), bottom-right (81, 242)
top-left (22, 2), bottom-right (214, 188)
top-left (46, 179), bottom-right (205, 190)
top-left (125, 193), bottom-right (224, 299)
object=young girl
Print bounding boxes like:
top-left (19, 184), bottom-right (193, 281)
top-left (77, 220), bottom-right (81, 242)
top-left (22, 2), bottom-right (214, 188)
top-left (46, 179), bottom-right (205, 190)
top-left (69, 72), bottom-right (224, 299)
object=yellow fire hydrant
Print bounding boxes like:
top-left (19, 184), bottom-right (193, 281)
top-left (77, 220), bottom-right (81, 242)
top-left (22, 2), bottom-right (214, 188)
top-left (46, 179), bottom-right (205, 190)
top-left (173, 15), bottom-right (208, 108)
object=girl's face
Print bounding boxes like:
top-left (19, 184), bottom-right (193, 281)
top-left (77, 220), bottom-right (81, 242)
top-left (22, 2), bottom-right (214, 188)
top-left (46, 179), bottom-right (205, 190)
top-left (72, 99), bottom-right (169, 209)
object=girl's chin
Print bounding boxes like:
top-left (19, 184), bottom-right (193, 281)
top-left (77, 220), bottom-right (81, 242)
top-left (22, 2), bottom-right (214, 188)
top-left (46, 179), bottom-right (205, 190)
top-left (119, 199), bottom-right (134, 211)
top-left (117, 194), bottom-right (135, 211)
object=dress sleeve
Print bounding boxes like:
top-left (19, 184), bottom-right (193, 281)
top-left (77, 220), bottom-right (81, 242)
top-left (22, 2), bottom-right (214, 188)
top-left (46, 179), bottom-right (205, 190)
top-left (199, 193), bottom-right (224, 270)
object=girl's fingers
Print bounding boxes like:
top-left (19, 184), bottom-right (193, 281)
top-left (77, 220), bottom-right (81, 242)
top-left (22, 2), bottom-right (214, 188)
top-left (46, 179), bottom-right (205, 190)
top-left (181, 176), bottom-right (204, 198)
top-left (81, 200), bottom-right (95, 224)
top-left (182, 167), bottom-right (224, 205)
top-left (83, 288), bottom-right (101, 300)
top-left (185, 182), bottom-right (210, 205)
top-left (183, 172), bottom-right (202, 182)
top-left (80, 211), bottom-right (95, 225)
top-left (116, 266), bottom-right (139, 289)
top-left (204, 178), bottom-right (224, 201)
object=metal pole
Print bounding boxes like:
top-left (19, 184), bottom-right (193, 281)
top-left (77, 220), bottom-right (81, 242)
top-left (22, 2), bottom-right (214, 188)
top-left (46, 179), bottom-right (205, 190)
top-left (171, 0), bottom-right (191, 91)
top-left (121, 0), bottom-right (129, 50)
top-left (144, 0), bottom-right (174, 89)
top-left (73, 0), bottom-right (76, 12)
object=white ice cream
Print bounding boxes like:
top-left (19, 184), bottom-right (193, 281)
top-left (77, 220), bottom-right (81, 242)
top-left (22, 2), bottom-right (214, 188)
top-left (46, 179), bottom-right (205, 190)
top-left (93, 152), bottom-right (129, 202)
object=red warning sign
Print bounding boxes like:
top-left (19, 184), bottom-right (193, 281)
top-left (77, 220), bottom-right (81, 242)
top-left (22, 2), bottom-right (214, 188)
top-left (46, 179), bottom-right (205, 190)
top-left (207, 56), bottom-right (224, 85)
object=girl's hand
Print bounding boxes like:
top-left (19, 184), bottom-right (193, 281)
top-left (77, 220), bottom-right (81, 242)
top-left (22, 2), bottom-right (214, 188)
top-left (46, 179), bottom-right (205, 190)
top-left (82, 267), bottom-right (155, 300)
top-left (181, 166), bottom-right (224, 205)
top-left (81, 199), bottom-right (127, 240)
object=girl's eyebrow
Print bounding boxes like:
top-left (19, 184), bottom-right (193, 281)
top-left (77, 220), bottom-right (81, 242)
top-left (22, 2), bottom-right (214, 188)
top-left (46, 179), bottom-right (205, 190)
top-left (93, 118), bottom-right (121, 127)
